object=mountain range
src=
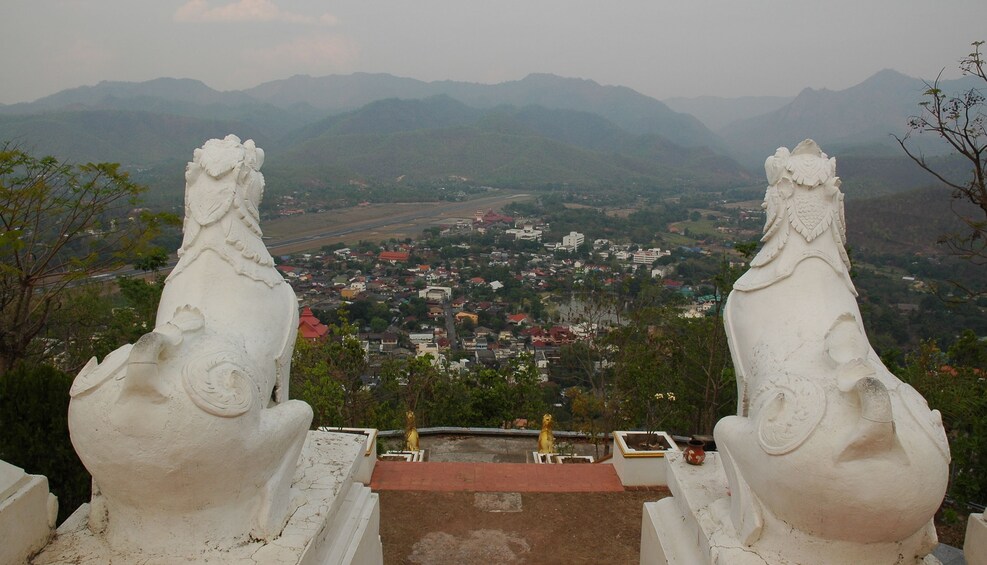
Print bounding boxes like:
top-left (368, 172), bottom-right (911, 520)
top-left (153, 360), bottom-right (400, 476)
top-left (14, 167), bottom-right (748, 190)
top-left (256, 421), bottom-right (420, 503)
top-left (0, 69), bottom-right (975, 205)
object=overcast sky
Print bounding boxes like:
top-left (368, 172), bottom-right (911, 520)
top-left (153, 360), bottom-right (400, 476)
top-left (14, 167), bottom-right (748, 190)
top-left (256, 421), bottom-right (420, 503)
top-left (2, 0), bottom-right (985, 105)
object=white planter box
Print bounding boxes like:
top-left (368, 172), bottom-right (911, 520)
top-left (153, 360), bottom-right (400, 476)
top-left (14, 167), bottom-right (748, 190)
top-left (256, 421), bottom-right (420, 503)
top-left (611, 431), bottom-right (679, 487)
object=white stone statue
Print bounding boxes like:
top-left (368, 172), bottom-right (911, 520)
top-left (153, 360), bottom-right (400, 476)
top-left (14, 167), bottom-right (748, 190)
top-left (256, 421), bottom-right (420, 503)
top-left (67, 135), bottom-right (313, 556)
top-left (713, 140), bottom-right (951, 564)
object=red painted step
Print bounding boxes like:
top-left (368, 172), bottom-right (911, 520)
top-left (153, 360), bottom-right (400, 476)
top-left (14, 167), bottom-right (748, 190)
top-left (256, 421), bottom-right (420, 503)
top-left (370, 461), bottom-right (624, 492)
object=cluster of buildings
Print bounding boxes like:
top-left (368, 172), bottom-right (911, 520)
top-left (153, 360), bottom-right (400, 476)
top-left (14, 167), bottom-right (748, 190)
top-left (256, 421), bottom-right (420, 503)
top-left (276, 210), bottom-right (726, 383)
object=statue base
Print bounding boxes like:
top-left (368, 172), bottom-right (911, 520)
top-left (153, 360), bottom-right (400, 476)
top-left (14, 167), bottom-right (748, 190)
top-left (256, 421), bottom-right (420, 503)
top-left (641, 451), bottom-right (942, 565)
top-left (967, 512), bottom-right (987, 565)
top-left (0, 460), bottom-right (57, 565)
top-left (32, 431), bottom-right (382, 565)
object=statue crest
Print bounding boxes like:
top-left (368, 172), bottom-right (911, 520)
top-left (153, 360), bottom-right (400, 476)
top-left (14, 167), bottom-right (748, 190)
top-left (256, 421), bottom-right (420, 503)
top-left (738, 139), bottom-right (852, 293)
top-left (170, 134), bottom-right (281, 288)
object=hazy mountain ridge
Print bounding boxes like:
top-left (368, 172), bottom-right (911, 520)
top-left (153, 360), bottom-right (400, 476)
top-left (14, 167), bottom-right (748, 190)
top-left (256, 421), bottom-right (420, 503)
top-left (662, 95), bottom-right (794, 131)
top-left (0, 68), bottom-right (977, 206)
top-left (2, 72), bottom-right (723, 152)
top-left (721, 69), bottom-right (982, 168)
top-left (269, 97), bottom-right (752, 191)
top-left (0, 110), bottom-right (258, 165)
top-left (0, 76), bottom-right (754, 202)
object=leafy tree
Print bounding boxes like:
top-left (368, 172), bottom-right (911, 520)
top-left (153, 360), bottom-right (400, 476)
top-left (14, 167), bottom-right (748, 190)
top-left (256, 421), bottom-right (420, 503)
top-left (0, 145), bottom-right (169, 374)
top-left (291, 335), bottom-right (345, 428)
top-left (369, 317), bottom-right (389, 334)
top-left (896, 41), bottom-right (987, 295)
top-left (290, 317), bottom-right (369, 428)
top-left (900, 340), bottom-right (987, 507)
top-left (0, 364), bottom-right (91, 523)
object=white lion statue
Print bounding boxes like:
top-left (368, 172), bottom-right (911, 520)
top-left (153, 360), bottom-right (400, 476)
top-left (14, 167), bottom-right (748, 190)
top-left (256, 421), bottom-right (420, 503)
top-left (68, 135), bottom-right (312, 556)
top-left (713, 140), bottom-right (950, 564)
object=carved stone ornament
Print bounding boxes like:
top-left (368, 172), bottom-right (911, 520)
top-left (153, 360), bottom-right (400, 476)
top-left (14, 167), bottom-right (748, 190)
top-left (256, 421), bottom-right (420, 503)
top-left (713, 140), bottom-right (950, 564)
top-left (67, 135), bottom-right (313, 557)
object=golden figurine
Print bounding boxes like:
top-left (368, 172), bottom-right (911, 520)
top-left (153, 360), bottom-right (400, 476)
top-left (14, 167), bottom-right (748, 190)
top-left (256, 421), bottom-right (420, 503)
top-left (405, 410), bottom-right (419, 452)
top-left (537, 413), bottom-right (555, 454)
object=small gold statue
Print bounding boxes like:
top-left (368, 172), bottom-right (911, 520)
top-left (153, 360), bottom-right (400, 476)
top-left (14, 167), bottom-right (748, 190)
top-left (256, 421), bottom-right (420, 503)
top-left (405, 410), bottom-right (419, 452)
top-left (537, 413), bottom-right (554, 454)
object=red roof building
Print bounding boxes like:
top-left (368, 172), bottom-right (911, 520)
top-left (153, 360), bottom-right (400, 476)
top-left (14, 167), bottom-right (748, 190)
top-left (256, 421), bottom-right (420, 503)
top-left (507, 313), bottom-right (529, 325)
top-left (379, 251), bottom-right (410, 263)
top-left (298, 307), bottom-right (329, 340)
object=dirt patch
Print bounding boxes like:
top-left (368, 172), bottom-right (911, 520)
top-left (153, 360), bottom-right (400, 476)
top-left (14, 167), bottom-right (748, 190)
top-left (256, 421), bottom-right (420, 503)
top-left (379, 490), bottom-right (669, 564)
top-left (407, 530), bottom-right (531, 564)
top-left (262, 192), bottom-right (533, 253)
top-left (474, 492), bottom-right (523, 512)
top-left (935, 507), bottom-right (969, 549)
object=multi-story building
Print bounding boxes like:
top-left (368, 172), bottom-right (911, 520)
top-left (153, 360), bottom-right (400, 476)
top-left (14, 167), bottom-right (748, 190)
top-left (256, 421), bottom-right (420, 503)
top-left (561, 231), bottom-right (585, 250)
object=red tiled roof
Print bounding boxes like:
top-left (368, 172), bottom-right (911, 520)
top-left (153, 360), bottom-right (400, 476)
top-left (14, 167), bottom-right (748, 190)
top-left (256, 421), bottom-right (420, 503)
top-left (298, 307), bottom-right (329, 339)
top-left (379, 251), bottom-right (410, 262)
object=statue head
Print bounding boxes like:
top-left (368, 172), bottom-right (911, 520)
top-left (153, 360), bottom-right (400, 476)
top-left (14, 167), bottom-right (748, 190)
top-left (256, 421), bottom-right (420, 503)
top-left (735, 139), bottom-right (853, 293)
top-left (185, 134), bottom-right (265, 227)
top-left (171, 135), bottom-right (278, 285)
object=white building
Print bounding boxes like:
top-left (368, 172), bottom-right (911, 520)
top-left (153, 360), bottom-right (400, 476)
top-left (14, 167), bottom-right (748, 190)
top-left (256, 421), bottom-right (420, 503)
top-left (561, 231), bottom-right (585, 250)
top-left (632, 248), bottom-right (671, 265)
top-left (506, 224), bottom-right (543, 241)
top-left (418, 286), bottom-right (452, 302)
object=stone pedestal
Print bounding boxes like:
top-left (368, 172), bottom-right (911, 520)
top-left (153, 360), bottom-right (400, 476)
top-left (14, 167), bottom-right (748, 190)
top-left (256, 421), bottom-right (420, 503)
top-left (641, 451), bottom-right (943, 565)
top-left (0, 460), bottom-right (57, 565)
top-left (31, 431), bottom-right (382, 565)
top-left (611, 431), bottom-right (678, 487)
top-left (317, 427), bottom-right (379, 484)
top-left (967, 512), bottom-right (987, 565)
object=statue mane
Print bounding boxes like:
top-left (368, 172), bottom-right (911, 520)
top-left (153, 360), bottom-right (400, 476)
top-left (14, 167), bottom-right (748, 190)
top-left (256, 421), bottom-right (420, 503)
top-left (168, 135), bottom-right (282, 288)
top-left (734, 139), bottom-right (854, 293)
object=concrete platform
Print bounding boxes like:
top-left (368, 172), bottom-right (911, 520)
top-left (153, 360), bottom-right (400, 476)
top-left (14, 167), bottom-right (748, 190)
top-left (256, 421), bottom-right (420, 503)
top-left (32, 431), bottom-right (382, 565)
top-left (643, 450), bottom-right (948, 565)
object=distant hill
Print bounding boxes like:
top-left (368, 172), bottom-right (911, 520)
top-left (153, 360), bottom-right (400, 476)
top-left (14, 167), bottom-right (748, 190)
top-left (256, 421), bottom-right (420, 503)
top-left (0, 110), bottom-right (258, 165)
top-left (0, 76), bottom-right (752, 206)
top-left (291, 95), bottom-right (484, 141)
top-left (5, 69), bottom-right (977, 207)
top-left (721, 69), bottom-right (981, 168)
top-left (846, 184), bottom-right (978, 256)
top-left (0, 78), bottom-right (319, 139)
top-left (2, 78), bottom-right (254, 111)
top-left (663, 95), bottom-right (794, 131)
top-left (247, 73), bottom-right (724, 150)
top-left (269, 97), bottom-right (752, 193)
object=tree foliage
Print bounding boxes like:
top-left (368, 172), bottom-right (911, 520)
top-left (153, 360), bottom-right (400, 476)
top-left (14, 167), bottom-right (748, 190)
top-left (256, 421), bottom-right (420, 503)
top-left (0, 145), bottom-right (169, 374)
top-left (899, 338), bottom-right (987, 507)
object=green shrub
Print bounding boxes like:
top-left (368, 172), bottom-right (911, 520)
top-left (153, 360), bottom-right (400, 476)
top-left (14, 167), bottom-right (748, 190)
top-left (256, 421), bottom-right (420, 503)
top-left (0, 364), bottom-right (91, 524)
